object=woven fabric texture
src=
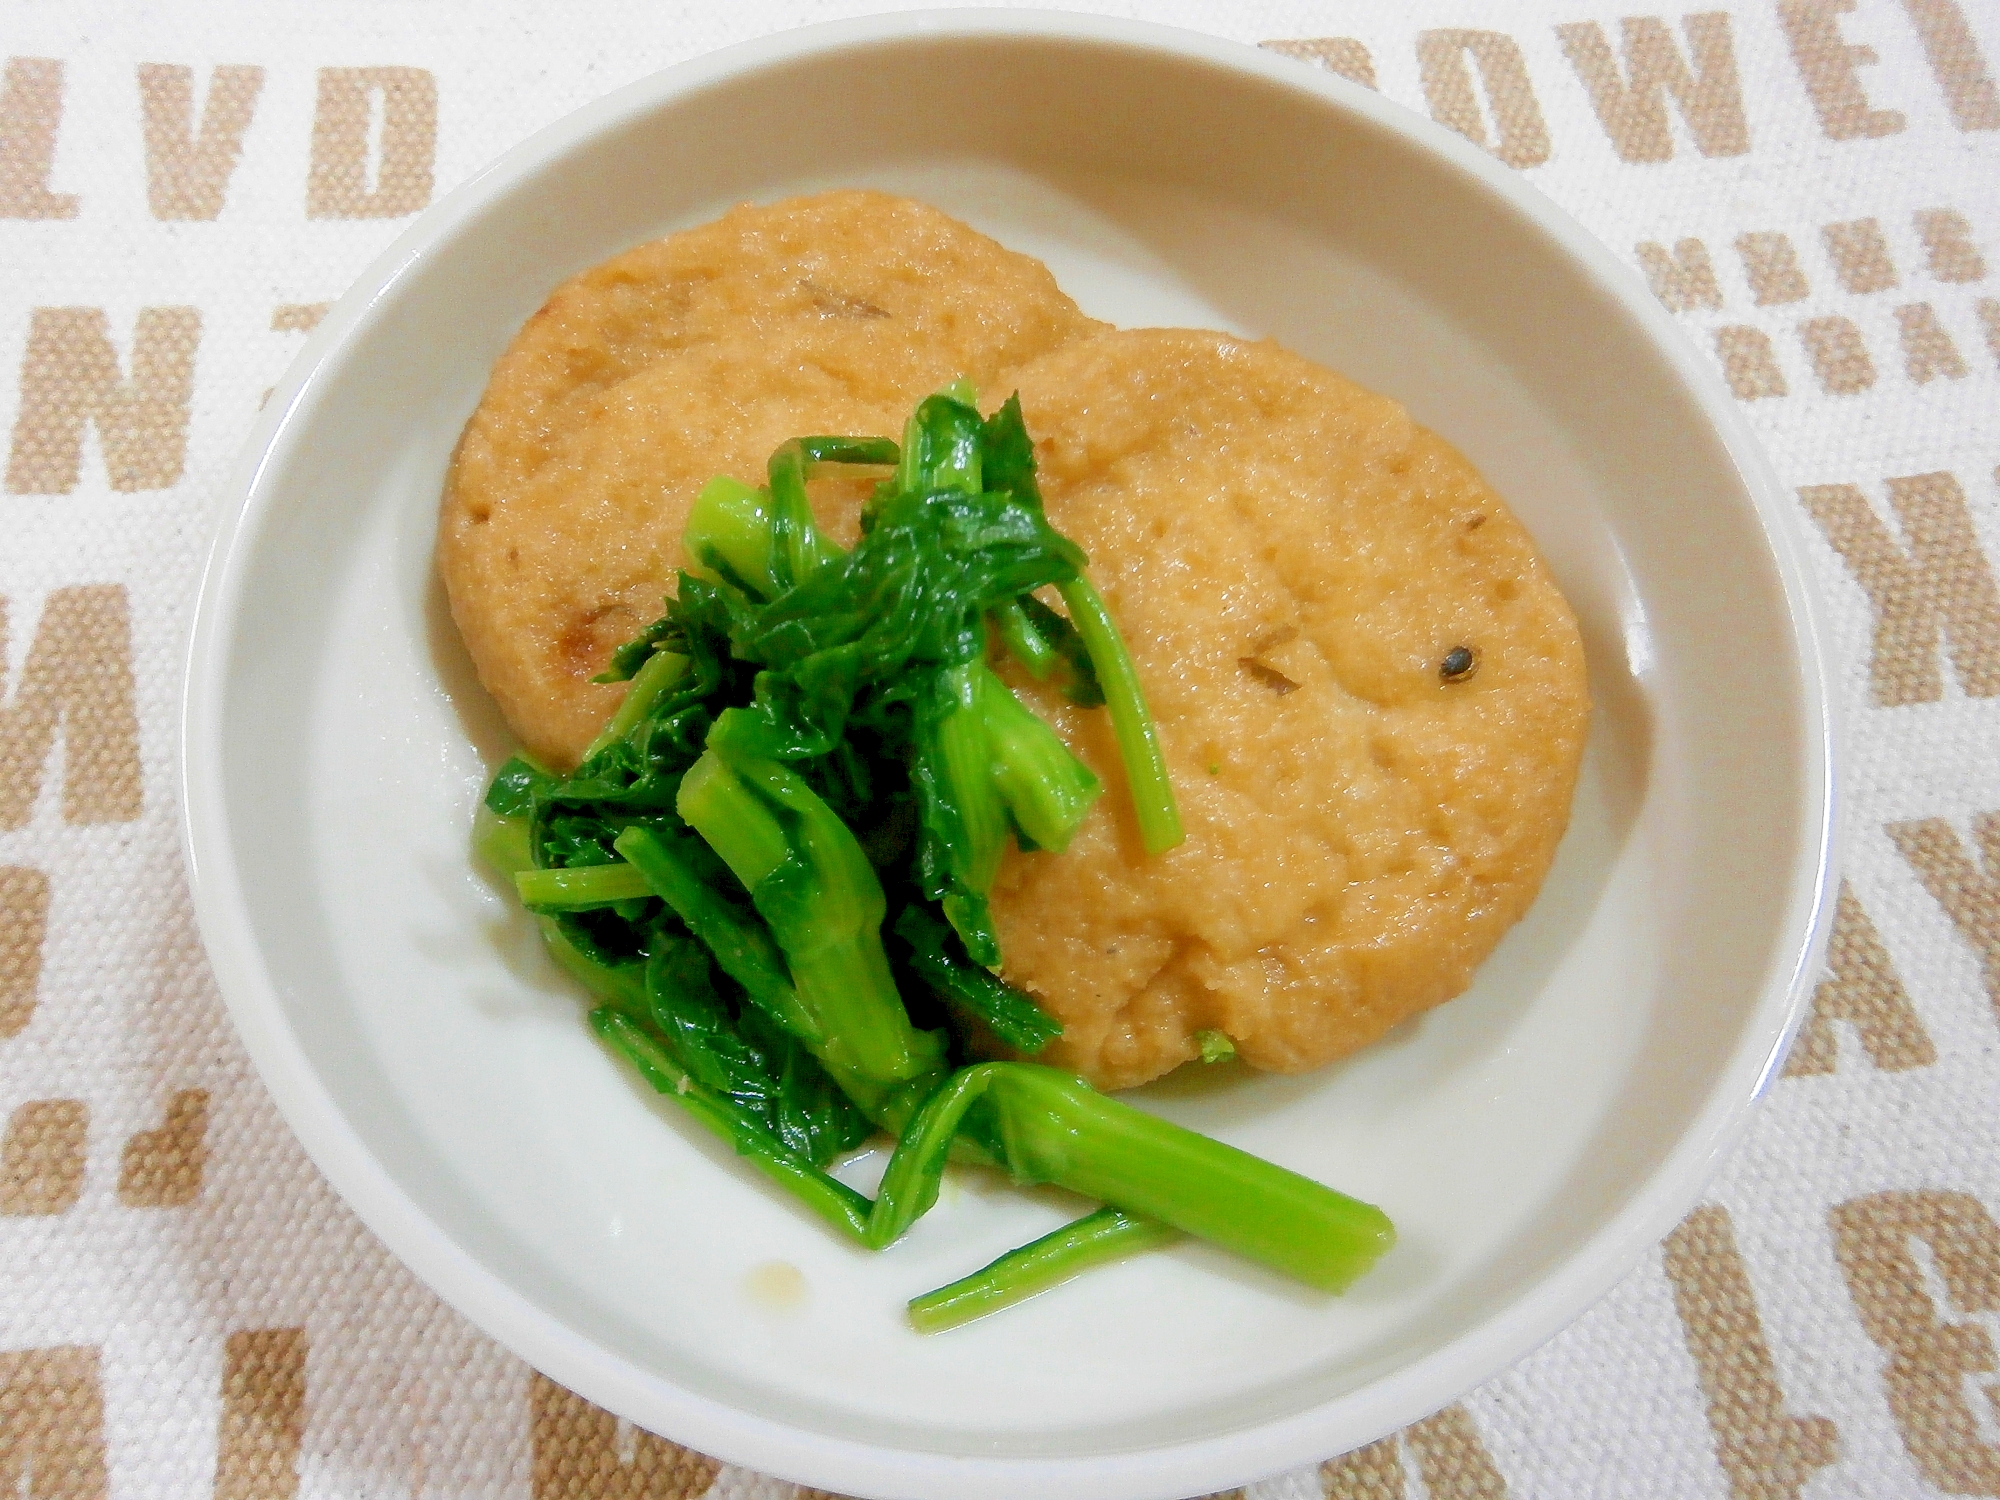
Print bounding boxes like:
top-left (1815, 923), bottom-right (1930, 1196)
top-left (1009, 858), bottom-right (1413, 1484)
top-left (2, 1), bottom-right (1997, 1495)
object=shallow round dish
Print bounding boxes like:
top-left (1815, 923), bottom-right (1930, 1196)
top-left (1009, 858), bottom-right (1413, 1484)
top-left (183, 12), bottom-right (1836, 1499)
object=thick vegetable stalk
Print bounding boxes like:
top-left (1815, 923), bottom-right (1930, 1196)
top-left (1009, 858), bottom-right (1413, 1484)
top-left (898, 383), bottom-right (982, 494)
top-left (582, 649), bottom-right (689, 762)
top-left (976, 662), bottom-right (1100, 850)
top-left (477, 804), bottom-right (648, 1009)
top-left (894, 1063), bottom-right (1396, 1293)
top-left (676, 734), bottom-right (945, 1089)
top-left (915, 657), bottom-right (1104, 961)
top-left (968, 389), bottom-right (1181, 852)
top-left (595, 1023), bottom-right (1390, 1301)
top-left (909, 659), bottom-right (1101, 966)
top-left (914, 662), bottom-right (1010, 965)
top-left (687, 435), bottom-right (897, 601)
top-left (684, 475), bottom-right (787, 600)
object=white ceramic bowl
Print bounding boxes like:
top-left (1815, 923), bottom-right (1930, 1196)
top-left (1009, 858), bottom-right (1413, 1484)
top-left (183, 12), bottom-right (1836, 1499)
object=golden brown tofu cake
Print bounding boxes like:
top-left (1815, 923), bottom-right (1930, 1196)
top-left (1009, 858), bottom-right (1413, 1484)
top-left (986, 328), bottom-right (1589, 1090)
top-left (439, 190), bottom-right (1101, 768)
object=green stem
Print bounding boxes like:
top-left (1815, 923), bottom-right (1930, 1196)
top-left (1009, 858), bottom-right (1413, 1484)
top-left (684, 475), bottom-right (784, 599)
top-left (766, 442), bottom-right (846, 588)
top-left (864, 1065), bottom-right (994, 1248)
top-left (676, 751), bottom-right (791, 886)
top-left (931, 663), bottom-right (1007, 963)
top-left (907, 1208), bottom-right (1182, 1333)
top-left (1058, 577), bottom-right (1183, 855)
top-left (583, 649), bottom-right (689, 761)
top-left (612, 826), bottom-right (818, 1043)
top-left (898, 390), bottom-right (983, 494)
top-left (474, 806), bottom-right (534, 879)
top-left (538, 918), bottom-right (647, 1012)
top-left (678, 745), bottom-right (944, 1086)
top-left (847, 1059), bottom-right (1396, 1292)
top-left (976, 662), bottom-right (1100, 853)
top-left (989, 601), bottom-right (1056, 679)
top-left (979, 1063), bottom-right (1394, 1292)
top-left (798, 435), bottom-right (899, 469)
top-left (514, 862), bottom-right (655, 911)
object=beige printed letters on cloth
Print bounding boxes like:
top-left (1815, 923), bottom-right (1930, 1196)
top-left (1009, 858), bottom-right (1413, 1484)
top-left (1785, 880), bottom-right (1935, 1075)
top-left (1778, 0), bottom-right (1908, 140)
top-left (0, 1346), bottom-right (107, 1500)
top-left (1831, 1190), bottom-right (2000, 1493)
top-left (1317, 1403), bottom-right (1508, 1497)
top-left (1739, 231), bottom-right (1812, 305)
top-left (306, 66), bottom-right (435, 219)
top-left (1321, 1436), bottom-right (1404, 1499)
top-left (1823, 217), bottom-right (1899, 294)
top-left (1896, 303), bottom-right (1970, 382)
top-left (0, 865), bottom-right (49, 1039)
top-left (0, 59), bottom-right (78, 220)
top-left (1715, 326), bottom-right (1790, 400)
top-left (117, 1088), bottom-right (208, 1208)
top-left (1637, 237), bottom-right (1723, 310)
top-left (138, 63), bottom-right (263, 221)
top-left (1799, 472), bottom-right (2000, 706)
top-left (1259, 38), bottom-right (1377, 90)
top-left (1663, 1205), bottom-right (1841, 1499)
top-left (1798, 314), bottom-right (1876, 394)
top-left (529, 1373), bottom-right (722, 1499)
top-left (1914, 208), bottom-right (1985, 282)
top-left (1889, 812), bottom-right (2000, 1019)
top-left (1899, 0), bottom-right (2000, 132)
top-left (6, 307), bottom-right (200, 493)
top-left (269, 303), bottom-right (328, 336)
top-left (0, 1099), bottom-right (87, 1216)
top-left (0, 586), bottom-right (141, 829)
top-left (1556, 13), bottom-right (1751, 162)
top-left (214, 1329), bottom-right (306, 1500)
top-left (1415, 30), bottom-right (1551, 168)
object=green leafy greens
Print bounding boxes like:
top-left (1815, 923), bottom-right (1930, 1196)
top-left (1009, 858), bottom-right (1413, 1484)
top-left (476, 385), bottom-right (1393, 1329)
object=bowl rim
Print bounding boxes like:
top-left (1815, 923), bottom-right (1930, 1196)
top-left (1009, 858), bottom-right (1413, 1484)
top-left (181, 10), bottom-right (1839, 1497)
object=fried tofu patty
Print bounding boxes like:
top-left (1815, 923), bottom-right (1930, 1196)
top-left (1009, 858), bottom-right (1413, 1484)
top-left (986, 329), bottom-right (1589, 1090)
top-left (440, 190), bottom-right (1100, 767)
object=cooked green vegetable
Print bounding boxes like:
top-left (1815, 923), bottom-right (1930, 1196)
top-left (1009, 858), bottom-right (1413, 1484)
top-left (676, 742), bottom-right (943, 1089)
top-left (908, 1208), bottom-right (1182, 1333)
top-left (595, 1009), bottom-right (873, 1232)
top-left (1058, 576), bottom-right (1182, 855)
top-left (477, 386), bottom-right (1392, 1330)
top-left (892, 905), bottom-right (1059, 1053)
top-left (612, 825), bottom-right (815, 1042)
top-left (515, 861), bottom-right (653, 911)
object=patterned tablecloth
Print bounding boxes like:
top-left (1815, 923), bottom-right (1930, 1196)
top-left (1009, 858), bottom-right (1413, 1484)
top-left (2, 1), bottom-right (1998, 1495)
